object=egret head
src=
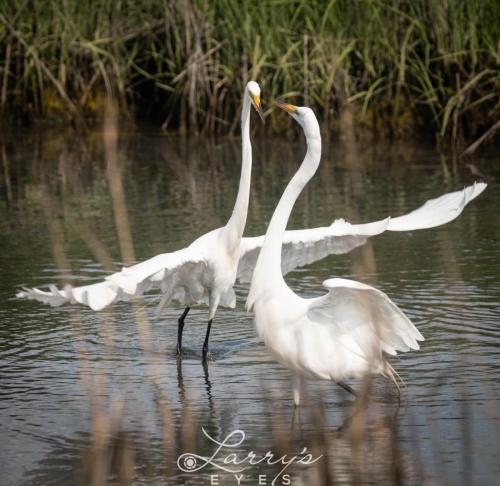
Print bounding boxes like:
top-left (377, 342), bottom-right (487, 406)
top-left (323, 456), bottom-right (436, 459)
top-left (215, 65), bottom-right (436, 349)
top-left (276, 101), bottom-right (319, 139)
top-left (247, 81), bottom-right (264, 121)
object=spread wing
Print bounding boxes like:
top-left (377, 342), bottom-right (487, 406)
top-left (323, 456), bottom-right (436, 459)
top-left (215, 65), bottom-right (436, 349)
top-left (17, 247), bottom-right (208, 311)
top-left (387, 182), bottom-right (486, 231)
top-left (237, 182), bottom-right (486, 284)
top-left (307, 278), bottom-right (423, 362)
top-left (237, 218), bottom-right (390, 284)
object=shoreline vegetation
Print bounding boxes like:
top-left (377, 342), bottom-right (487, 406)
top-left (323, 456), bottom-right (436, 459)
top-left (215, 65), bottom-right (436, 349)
top-left (0, 1), bottom-right (499, 149)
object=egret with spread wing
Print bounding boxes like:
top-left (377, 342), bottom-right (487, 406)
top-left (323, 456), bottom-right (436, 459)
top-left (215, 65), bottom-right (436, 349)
top-left (18, 81), bottom-right (265, 359)
top-left (18, 91), bottom-right (486, 358)
top-left (247, 102), bottom-right (425, 406)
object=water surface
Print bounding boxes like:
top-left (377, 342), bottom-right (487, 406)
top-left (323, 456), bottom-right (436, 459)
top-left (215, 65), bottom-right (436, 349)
top-left (0, 127), bottom-right (499, 485)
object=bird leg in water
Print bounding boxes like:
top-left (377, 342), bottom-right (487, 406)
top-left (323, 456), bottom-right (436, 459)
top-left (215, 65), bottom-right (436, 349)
top-left (202, 319), bottom-right (213, 359)
top-left (335, 381), bottom-right (357, 397)
top-left (202, 359), bottom-right (214, 405)
top-left (176, 307), bottom-right (190, 354)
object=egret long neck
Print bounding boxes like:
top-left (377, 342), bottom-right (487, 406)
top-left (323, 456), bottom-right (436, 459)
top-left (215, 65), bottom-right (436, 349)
top-left (227, 93), bottom-right (252, 238)
top-left (255, 130), bottom-right (321, 284)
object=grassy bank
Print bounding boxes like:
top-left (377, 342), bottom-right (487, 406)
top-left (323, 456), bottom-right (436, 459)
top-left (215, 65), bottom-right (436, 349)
top-left (0, 0), bottom-right (499, 145)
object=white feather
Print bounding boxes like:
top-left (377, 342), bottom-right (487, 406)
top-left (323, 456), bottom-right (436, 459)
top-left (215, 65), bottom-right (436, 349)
top-left (17, 180), bottom-right (486, 312)
top-left (247, 105), bottom-right (471, 404)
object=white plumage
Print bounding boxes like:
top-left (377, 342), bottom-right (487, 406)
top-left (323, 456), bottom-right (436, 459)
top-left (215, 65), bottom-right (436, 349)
top-left (17, 180), bottom-right (485, 312)
top-left (17, 88), bottom-right (486, 361)
top-left (247, 102), bottom-right (454, 406)
top-left (387, 182), bottom-right (486, 231)
top-left (18, 81), bottom-right (265, 358)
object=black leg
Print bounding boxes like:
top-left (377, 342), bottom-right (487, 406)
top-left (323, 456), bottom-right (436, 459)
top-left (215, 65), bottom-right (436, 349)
top-left (336, 381), bottom-right (357, 397)
top-left (176, 307), bottom-right (190, 354)
top-left (202, 319), bottom-right (213, 360)
top-left (202, 359), bottom-right (213, 404)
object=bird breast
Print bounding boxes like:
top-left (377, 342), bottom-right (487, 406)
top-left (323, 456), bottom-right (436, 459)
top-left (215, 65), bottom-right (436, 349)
top-left (254, 295), bottom-right (379, 381)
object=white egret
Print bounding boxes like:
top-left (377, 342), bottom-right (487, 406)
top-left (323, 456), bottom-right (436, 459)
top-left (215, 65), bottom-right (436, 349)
top-left (17, 93), bottom-right (486, 359)
top-left (247, 102), bottom-right (426, 405)
top-left (18, 81), bottom-right (265, 359)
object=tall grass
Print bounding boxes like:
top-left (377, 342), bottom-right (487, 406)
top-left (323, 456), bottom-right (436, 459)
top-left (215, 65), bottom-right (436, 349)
top-left (0, 0), bottom-right (499, 145)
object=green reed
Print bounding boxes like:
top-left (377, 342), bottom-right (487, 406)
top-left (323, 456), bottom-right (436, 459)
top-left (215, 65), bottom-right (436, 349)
top-left (0, 0), bottom-right (499, 145)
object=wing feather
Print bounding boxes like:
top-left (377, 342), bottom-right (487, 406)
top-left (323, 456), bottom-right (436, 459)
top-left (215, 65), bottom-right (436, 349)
top-left (237, 182), bottom-right (486, 283)
top-left (17, 247), bottom-right (207, 311)
top-left (307, 278), bottom-right (423, 361)
top-left (17, 281), bottom-right (122, 311)
top-left (388, 182), bottom-right (486, 231)
top-left (237, 218), bottom-right (390, 283)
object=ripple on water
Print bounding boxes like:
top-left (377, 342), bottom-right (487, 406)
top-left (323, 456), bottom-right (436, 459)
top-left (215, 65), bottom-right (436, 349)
top-left (0, 136), bottom-right (499, 485)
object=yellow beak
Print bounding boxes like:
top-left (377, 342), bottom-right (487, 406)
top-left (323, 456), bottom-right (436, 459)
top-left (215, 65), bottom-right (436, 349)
top-left (251, 93), bottom-right (265, 122)
top-left (275, 100), bottom-right (298, 115)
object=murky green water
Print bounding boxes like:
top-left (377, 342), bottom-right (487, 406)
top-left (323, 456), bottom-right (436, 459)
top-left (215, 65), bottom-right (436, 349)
top-left (0, 127), bottom-right (499, 485)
